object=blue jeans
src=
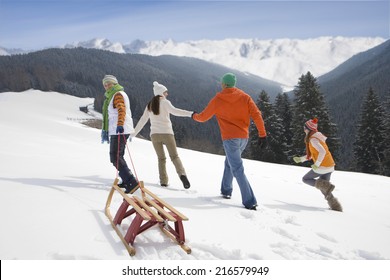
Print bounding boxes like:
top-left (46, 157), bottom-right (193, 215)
top-left (221, 138), bottom-right (257, 208)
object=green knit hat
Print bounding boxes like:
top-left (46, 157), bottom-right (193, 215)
top-left (221, 73), bottom-right (236, 88)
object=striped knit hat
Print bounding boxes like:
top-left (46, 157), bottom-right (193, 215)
top-left (305, 118), bottom-right (318, 131)
top-left (102, 75), bottom-right (118, 85)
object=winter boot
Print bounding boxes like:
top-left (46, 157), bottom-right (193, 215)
top-left (326, 194), bottom-right (343, 212)
top-left (124, 176), bottom-right (139, 194)
top-left (315, 179), bottom-right (335, 199)
top-left (245, 204), bottom-right (258, 211)
top-left (180, 175), bottom-right (191, 189)
top-left (118, 167), bottom-right (139, 194)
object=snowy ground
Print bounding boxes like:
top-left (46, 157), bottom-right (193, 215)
top-left (1, 90), bottom-right (390, 276)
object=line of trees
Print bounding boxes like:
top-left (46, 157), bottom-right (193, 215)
top-left (353, 88), bottom-right (390, 176)
top-left (248, 72), bottom-right (339, 166)
top-left (248, 71), bottom-right (389, 177)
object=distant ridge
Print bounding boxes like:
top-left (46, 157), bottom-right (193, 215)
top-left (0, 47), bottom-right (282, 156)
top-left (1, 36), bottom-right (385, 87)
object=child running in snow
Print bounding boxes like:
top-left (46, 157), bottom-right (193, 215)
top-left (293, 118), bottom-right (342, 211)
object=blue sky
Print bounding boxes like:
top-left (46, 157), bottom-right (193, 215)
top-left (0, 0), bottom-right (389, 49)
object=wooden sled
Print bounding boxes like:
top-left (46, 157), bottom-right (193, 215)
top-left (105, 178), bottom-right (191, 256)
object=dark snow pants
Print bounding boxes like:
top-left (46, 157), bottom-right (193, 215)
top-left (109, 134), bottom-right (135, 183)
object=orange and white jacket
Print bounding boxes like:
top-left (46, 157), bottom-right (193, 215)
top-left (299, 132), bottom-right (335, 174)
top-left (108, 91), bottom-right (134, 136)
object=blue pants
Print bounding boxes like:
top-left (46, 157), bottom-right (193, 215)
top-left (109, 134), bottom-right (136, 185)
top-left (221, 138), bottom-right (257, 208)
top-left (109, 134), bottom-right (130, 171)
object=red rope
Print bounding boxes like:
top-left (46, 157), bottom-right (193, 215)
top-left (114, 133), bottom-right (139, 182)
top-left (115, 134), bottom-right (120, 179)
top-left (123, 134), bottom-right (139, 182)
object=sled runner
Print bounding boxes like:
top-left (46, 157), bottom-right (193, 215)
top-left (105, 178), bottom-right (191, 256)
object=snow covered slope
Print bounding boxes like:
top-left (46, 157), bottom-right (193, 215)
top-left (0, 90), bottom-right (390, 260)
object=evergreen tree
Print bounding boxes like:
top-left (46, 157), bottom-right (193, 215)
top-left (291, 72), bottom-right (339, 161)
top-left (249, 90), bottom-right (288, 163)
top-left (383, 91), bottom-right (390, 176)
top-left (274, 92), bottom-right (294, 158)
top-left (353, 88), bottom-right (386, 175)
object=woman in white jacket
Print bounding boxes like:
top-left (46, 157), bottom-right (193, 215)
top-left (132, 81), bottom-right (193, 188)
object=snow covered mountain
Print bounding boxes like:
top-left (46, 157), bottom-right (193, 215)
top-left (67, 37), bottom-right (385, 87)
top-left (1, 89), bottom-right (390, 263)
top-left (1, 37), bottom-right (385, 87)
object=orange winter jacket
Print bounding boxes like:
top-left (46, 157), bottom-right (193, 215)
top-left (193, 87), bottom-right (266, 140)
top-left (309, 133), bottom-right (335, 168)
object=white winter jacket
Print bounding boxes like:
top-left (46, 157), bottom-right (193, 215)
top-left (132, 97), bottom-right (193, 137)
top-left (108, 91), bottom-right (135, 136)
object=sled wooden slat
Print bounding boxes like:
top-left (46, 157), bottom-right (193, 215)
top-left (141, 187), bottom-right (188, 221)
top-left (160, 225), bottom-right (192, 254)
top-left (112, 183), bottom-right (151, 221)
top-left (105, 178), bottom-right (136, 256)
top-left (133, 196), bottom-right (164, 222)
top-left (144, 197), bottom-right (177, 222)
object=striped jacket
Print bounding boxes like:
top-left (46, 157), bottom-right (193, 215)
top-left (108, 91), bottom-right (134, 136)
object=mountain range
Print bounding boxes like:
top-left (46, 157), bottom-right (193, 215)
top-left (0, 37), bottom-right (385, 88)
top-left (0, 47), bottom-right (282, 156)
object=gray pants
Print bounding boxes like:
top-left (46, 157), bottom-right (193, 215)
top-left (302, 169), bottom-right (332, 187)
top-left (151, 134), bottom-right (186, 185)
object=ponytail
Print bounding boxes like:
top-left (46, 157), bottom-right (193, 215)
top-left (147, 95), bottom-right (161, 115)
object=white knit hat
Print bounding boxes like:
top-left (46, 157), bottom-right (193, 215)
top-left (153, 81), bottom-right (168, 96)
top-left (102, 75), bottom-right (118, 85)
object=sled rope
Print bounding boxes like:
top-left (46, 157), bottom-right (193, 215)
top-left (123, 133), bottom-right (139, 182)
top-left (115, 134), bottom-right (120, 179)
top-left (114, 133), bottom-right (138, 181)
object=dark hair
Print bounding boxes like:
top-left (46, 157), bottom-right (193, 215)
top-left (147, 95), bottom-right (161, 115)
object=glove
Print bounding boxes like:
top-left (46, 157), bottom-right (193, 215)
top-left (311, 164), bottom-right (319, 171)
top-left (116, 126), bottom-right (124, 134)
top-left (101, 130), bottom-right (109, 144)
top-left (293, 156), bottom-right (302, 163)
top-left (258, 136), bottom-right (268, 149)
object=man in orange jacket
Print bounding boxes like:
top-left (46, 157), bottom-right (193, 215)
top-left (192, 73), bottom-right (267, 210)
